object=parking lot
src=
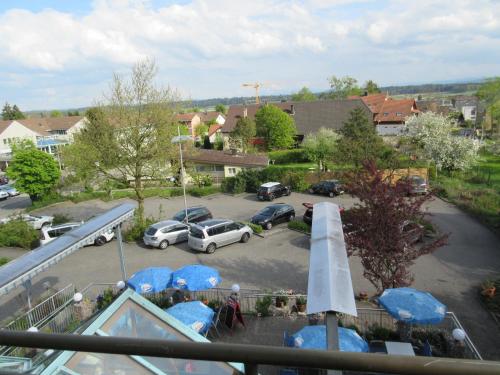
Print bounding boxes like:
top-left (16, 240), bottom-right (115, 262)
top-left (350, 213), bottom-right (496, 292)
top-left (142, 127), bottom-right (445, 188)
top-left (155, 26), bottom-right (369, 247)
top-left (1, 191), bottom-right (500, 359)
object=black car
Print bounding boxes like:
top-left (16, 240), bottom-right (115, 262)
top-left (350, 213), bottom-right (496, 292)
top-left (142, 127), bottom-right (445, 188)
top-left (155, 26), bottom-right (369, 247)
top-left (309, 180), bottom-right (344, 197)
top-left (172, 206), bottom-right (212, 224)
top-left (302, 202), bottom-right (344, 226)
top-left (257, 182), bottom-right (291, 201)
top-left (251, 203), bottom-right (295, 230)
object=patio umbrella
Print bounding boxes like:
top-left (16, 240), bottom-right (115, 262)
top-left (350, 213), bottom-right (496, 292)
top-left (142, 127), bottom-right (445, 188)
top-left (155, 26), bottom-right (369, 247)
top-left (378, 287), bottom-right (446, 325)
top-left (170, 264), bottom-right (221, 291)
top-left (288, 325), bottom-right (369, 352)
top-left (165, 301), bottom-right (215, 335)
top-left (127, 267), bottom-right (173, 294)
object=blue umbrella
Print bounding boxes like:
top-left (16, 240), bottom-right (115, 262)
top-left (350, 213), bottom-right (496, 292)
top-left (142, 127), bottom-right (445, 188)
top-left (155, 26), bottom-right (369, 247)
top-left (165, 301), bottom-right (215, 334)
top-left (127, 267), bottom-right (173, 294)
top-left (378, 287), bottom-right (446, 325)
top-left (170, 264), bottom-right (221, 291)
top-left (288, 325), bottom-right (369, 352)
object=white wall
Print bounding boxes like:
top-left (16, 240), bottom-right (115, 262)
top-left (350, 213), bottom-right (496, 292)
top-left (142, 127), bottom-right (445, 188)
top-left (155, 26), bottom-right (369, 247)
top-left (66, 118), bottom-right (86, 140)
top-left (376, 124), bottom-right (406, 136)
top-left (215, 114), bottom-right (225, 125)
top-left (224, 165), bottom-right (242, 177)
top-left (461, 106), bottom-right (477, 122)
top-left (0, 121), bottom-right (41, 152)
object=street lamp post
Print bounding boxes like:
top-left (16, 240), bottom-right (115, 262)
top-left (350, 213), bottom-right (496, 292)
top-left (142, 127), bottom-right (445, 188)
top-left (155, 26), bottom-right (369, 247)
top-left (171, 127), bottom-right (192, 224)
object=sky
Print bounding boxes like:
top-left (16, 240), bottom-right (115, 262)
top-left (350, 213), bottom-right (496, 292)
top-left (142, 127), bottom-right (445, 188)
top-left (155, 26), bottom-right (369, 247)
top-left (0, 0), bottom-right (499, 111)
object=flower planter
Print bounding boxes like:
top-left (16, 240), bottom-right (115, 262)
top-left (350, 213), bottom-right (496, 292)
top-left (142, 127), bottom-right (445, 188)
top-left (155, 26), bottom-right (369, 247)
top-left (297, 303), bottom-right (307, 313)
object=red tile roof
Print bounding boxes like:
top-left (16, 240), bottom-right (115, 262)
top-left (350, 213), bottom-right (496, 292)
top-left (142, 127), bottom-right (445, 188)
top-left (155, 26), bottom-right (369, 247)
top-left (208, 124), bottom-right (222, 136)
top-left (174, 113), bottom-right (200, 122)
top-left (199, 111), bottom-right (224, 122)
top-left (374, 99), bottom-right (419, 123)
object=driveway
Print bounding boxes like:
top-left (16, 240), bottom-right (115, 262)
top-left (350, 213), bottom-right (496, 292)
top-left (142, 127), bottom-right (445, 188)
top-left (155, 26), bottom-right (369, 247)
top-left (0, 192), bottom-right (499, 359)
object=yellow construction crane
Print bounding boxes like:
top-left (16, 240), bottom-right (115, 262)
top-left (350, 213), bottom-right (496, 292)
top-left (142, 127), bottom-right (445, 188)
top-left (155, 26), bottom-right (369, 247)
top-left (242, 82), bottom-right (264, 104)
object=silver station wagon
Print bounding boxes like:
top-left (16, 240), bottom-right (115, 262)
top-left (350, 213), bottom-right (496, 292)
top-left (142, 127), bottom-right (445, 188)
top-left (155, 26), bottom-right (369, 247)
top-left (188, 219), bottom-right (252, 254)
top-left (143, 220), bottom-right (189, 249)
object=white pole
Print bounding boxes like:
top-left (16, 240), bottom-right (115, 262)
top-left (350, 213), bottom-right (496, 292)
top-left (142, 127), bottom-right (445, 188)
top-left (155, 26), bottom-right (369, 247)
top-left (178, 126), bottom-right (189, 224)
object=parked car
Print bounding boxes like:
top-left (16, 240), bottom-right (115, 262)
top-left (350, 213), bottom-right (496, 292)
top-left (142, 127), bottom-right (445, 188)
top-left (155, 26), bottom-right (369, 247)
top-left (257, 182), bottom-right (291, 201)
top-left (397, 175), bottom-right (428, 195)
top-left (0, 190), bottom-right (9, 200)
top-left (0, 185), bottom-right (19, 197)
top-left (40, 222), bottom-right (114, 246)
top-left (143, 220), bottom-right (189, 249)
top-left (188, 219), bottom-right (252, 254)
top-left (23, 214), bottom-right (54, 229)
top-left (172, 206), bottom-right (212, 223)
top-left (250, 203), bottom-right (295, 230)
top-left (302, 202), bottom-right (344, 226)
top-left (309, 180), bottom-right (344, 197)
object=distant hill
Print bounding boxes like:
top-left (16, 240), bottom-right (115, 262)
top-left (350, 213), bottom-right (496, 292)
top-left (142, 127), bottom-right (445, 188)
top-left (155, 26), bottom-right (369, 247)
top-left (24, 80), bottom-right (484, 115)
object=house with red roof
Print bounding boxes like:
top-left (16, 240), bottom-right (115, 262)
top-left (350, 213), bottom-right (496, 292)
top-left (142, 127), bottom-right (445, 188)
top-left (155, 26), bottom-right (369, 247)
top-left (174, 111), bottom-right (225, 139)
top-left (350, 93), bottom-right (419, 135)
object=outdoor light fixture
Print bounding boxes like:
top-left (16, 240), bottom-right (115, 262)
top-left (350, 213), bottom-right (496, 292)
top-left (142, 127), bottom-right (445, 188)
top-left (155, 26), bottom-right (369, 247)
top-left (231, 284), bottom-right (240, 293)
top-left (452, 328), bottom-right (466, 342)
top-left (116, 280), bottom-right (126, 290)
top-left (73, 292), bottom-right (83, 303)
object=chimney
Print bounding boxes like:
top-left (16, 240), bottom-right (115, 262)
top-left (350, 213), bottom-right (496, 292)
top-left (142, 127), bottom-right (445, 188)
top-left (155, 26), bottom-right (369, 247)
top-left (290, 104), bottom-right (295, 115)
top-left (243, 107), bottom-right (248, 118)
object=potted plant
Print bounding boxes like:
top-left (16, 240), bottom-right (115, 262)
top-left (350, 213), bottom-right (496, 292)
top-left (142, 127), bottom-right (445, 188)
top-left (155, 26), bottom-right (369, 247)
top-left (481, 280), bottom-right (496, 298)
top-left (296, 296), bottom-right (307, 313)
top-left (207, 299), bottom-right (222, 311)
top-left (255, 296), bottom-right (273, 317)
top-left (275, 294), bottom-right (289, 308)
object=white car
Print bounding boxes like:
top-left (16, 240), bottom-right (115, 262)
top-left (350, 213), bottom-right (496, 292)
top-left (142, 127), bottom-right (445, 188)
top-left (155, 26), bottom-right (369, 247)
top-left (40, 222), bottom-right (115, 246)
top-left (1, 185), bottom-right (19, 196)
top-left (0, 190), bottom-right (8, 200)
top-left (0, 214), bottom-right (54, 229)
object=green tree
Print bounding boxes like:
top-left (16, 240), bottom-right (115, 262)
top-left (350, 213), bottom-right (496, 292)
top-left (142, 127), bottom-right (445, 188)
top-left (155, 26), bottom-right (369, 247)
top-left (50, 110), bottom-right (62, 118)
top-left (327, 75), bottom-right (362, 99)
top-left (215, 104), bottom-right (227, 114)
top-left (363, 80), bottom-right (381, 94)
top-left (2, 103), bottom-right (26, 120)
top-left (65, 60), bottom-right (179, 223)
top-left (230, 117), bottom-right (256, 152)
top-left (6, 141), bottom-right (60, 201)
top-left (195, 123), bottom-right (209, 137)
top-left (477, 77), bottom-right (500, 136)
top-left (214, 133), bottom-right (224, 150)
top-left (291, 87), bottom-right (317, 102)
top-left (255, 104), bottom-right (296, 150)
top-left (302, 128), bottom-right (340, 177)
top-left (336, 108), bottom-right (387, 167)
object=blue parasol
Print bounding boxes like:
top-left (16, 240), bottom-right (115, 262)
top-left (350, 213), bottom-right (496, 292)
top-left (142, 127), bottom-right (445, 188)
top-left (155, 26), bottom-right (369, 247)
top-left (165, 301), bottom-right (215, 334)
top-left (170, 264), bottom-right (221, 291)
top-left (127, 267), bottom-right (173, 294)
top-left (288, 325), bottom-right (369, 352)
top-left (378, 287), bottom-right (446, 325)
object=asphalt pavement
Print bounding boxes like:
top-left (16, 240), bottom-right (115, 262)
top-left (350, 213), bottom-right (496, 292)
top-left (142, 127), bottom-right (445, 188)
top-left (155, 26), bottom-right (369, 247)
top-left (0, 192), bottom-right (499, 359)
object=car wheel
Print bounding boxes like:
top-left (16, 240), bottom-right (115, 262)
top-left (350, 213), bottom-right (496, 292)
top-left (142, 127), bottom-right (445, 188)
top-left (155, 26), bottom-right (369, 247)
top-left (240, 233), bottom-right (250, 243)
top-left (206, 243), bottom-right (216, 254)
top-left (288, 214), bottom-right (295, 222)
top-left (94, 236), bottom-right (106, 246)
top-left (159, 240), bottom-right (169, 250)
top-left (287, 189), bottom-right (291, 196)
top-left (266, 222), bottom-right (272, 230)
top-left (329, 191), bottom-right (335, 198)
top-left (269, 194), bottom-right (275, 201)
top-left (41, 222), bottom-right (50, 229)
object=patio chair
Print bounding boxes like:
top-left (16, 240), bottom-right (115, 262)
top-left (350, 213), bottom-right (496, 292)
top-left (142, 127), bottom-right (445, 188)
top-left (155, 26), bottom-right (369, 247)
top-left (206, 304), bottom-right (224, 338)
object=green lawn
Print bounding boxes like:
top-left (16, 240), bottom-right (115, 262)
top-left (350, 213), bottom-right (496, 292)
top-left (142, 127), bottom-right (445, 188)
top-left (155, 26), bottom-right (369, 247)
top-left (433, 151), bottom-right (500, 232)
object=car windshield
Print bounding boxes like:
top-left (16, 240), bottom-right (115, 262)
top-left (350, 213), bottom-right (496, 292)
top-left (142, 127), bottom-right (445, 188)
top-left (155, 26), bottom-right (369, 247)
top-left (145, 227), bottom-right (157, 236)
top-left (173, 210), bottom-right (186, 221)
top-left (258, 207), bottom-right (276, 216)
top-left (189, 226), bottom-right (205, 239)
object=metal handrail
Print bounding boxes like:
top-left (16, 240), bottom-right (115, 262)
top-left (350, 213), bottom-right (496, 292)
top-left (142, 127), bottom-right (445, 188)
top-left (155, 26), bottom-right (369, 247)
top-left (0, 331), bottom-right (498, 375)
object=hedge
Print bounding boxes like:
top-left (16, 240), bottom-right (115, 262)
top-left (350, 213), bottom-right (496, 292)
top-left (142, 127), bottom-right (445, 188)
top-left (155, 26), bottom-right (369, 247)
top-left (0, 220), bottom-right (39, 249)
top-left (268, 149), bottom-right (310, 164)
top-left (288, 220), bottom-right (311, 234)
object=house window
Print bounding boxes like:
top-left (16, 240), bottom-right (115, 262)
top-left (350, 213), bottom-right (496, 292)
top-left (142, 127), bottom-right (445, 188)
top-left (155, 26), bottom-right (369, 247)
top-left (383, 112), bottom-right (389, 116)
top-left (2, 139), bottom-right (6, 145)
top-left (214, 165), bottom-right (224, 172)
top-left (396, 112), bottom-right (402, 116)
top-left (228, 168), bottom-right (237, 175)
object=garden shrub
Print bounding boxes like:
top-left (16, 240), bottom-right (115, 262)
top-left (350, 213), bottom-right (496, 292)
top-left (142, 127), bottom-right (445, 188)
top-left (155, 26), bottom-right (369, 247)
top-left (365, 324), bottom-right (399, 342)
top-left (52, 214), bottom-right (72, 225)
top-left (189, 186), bottom-right (220, 197)
top-left (287, 220), bottom-right (311, 234)
top-left (243, 222), bottom-right (263, 234)
top-left (0, 220), bottom-right (39, 249)
top-left (281, 171), bottom-right (308, 192)
top-left (268, 149), bottom-right (310, 164)
top-left (255, 295), bottom-right (273, 316)
top-left (124, 216), bottom-right (156, 242)
top-left (221, 175), bottom-right (246, 194)
top-left (0, 257), bottom-right (9, 267)
top-left (239, 169), bottom-right (263, 193)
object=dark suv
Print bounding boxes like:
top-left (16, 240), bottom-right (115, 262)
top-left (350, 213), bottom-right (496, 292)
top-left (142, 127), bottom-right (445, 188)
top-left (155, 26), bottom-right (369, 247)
top-left (172, 206), bottom-right (212, 224)
top-left (257, 182), bottom-right (291, 201)
top-left (250, 203), bottom-right (295, 230)
top-left (309, 180), bottom-right (344, 197)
